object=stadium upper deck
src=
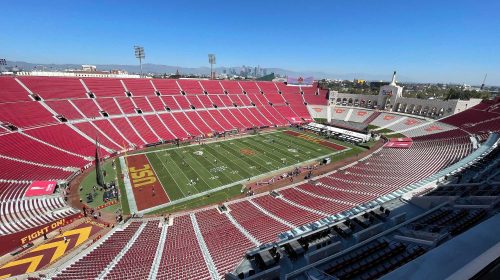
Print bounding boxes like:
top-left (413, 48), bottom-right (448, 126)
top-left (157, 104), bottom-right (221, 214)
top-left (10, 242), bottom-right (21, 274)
top-left (0, 76), bottom-right (327, 182)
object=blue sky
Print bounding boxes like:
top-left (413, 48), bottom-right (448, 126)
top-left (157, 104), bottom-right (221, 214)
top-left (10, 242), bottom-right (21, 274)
top-left (1, 0), bottom-right (499, 85)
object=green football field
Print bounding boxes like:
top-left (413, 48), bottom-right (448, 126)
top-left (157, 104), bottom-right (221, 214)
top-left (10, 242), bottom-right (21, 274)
top-left (127, 130), bottom-right (351, 207)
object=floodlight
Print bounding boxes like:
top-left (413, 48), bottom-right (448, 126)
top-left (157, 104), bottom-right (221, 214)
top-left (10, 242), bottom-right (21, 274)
top-left (134, 46), bottom-right (145, 77)
top-left (208, 54), bottom-right (216, 79)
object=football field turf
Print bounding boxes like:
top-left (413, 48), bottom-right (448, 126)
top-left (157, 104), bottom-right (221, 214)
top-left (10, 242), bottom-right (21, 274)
top-left (121, 130), bottom-right (351, 213)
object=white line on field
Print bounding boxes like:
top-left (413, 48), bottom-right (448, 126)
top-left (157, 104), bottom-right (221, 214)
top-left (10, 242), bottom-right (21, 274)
top-left (200, 144), bottom-right (249, 181)
top-left (144, 154), bottom-right (170, 201)
top-left (136, 148), bottom-right (351, 214)
top-left (176, 148), bottom-right (216, 194)
top-left (169, 150), bottom-right (204, 194)
top-left (151, 152), bottom-right (188, 198)
top-left (124, 130), bottom-right (282, 157)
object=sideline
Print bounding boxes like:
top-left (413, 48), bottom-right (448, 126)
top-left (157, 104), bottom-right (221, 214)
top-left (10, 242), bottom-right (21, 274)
top-left (119, 157), bottom-right (138, 214)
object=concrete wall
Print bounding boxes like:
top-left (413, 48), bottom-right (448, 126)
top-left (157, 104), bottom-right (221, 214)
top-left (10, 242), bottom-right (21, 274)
top-left (391, 97), bottom-right (482, 118)
top-left (330, 92), bottom-right (379, 108)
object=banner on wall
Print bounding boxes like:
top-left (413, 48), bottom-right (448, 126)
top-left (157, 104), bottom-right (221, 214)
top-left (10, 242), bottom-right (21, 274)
top-left (24, 181), bottom-right (57, 197)
top-left (384, 137), bottom-right (413, 149)
top-left (0, 213), bottom-right (81, 256)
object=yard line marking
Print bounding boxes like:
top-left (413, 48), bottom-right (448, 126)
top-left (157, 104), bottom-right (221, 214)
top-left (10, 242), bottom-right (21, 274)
top-left (151, 152), bottom-right (188, 198)
top-left (257, 133), bottom-right (328, 164)
top-left (134, 148), bottom-right (349, 214)
top-left (169, 150), bottom-right (205, 194)
top-left (203, 145), bottom-right (251, 180)
top-left (178, 148), bottom-right (219, 193)
top-left (215, 140), bottom-right (266, 175)
top-left (144, 154), bottom-right (170, 201)
top-left (185, 146), bottom-right (234, 184)
top-left (125, 130), bottom-right (282, 157)
top-left (188, 147), bottom-right (244, 185)
top-left (245, 135), bottom-right (306, 166)
top-left (230, 140), bottom-right (281, 171)
top-left (218, 141), bottom-right (270, 173)
top-left (272, 133), bottom-right (334, 156)
top-left (130, 130), bottom-right (354, 213)
top-left (233, 142), bottom-right (288, 169)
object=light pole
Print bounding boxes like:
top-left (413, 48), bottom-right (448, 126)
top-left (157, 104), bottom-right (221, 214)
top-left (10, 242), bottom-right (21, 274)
top-left (0, 58), bottom-right (6, 72)
top-left (208, 54), bottom-right (216, 79)
top-left (134, 46), bottom-right (145, 77)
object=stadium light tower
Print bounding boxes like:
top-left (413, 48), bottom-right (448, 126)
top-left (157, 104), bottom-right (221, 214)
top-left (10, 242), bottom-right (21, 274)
top-left (208, 54), bottom-right (216, 79)
top-left (0, 58), bottom-right (7, 73)
top-left (134, 46), bottom-right (145, 77)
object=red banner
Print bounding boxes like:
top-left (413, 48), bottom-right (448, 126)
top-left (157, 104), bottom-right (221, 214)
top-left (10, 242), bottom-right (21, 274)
top-left (24, 181), bottom-right (57, 197)
top-left (385, 137), bottom-right (413, 149)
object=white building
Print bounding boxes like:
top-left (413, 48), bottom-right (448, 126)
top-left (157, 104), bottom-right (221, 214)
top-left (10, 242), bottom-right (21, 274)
top-left (309, 71), bottom-right (482, 121)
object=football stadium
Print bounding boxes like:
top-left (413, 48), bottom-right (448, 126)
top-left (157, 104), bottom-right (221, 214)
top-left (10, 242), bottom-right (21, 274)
top-left (1, 1), bottom-right (499, 280)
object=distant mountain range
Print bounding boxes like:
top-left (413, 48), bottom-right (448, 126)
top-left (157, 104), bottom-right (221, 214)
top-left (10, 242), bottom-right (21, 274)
top-left (5, 60), bottom-right (410, 82)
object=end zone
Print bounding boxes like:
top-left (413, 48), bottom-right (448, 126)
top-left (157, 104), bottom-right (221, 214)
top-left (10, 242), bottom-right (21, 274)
top-left (121, 154), bottom-right (169, 212)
